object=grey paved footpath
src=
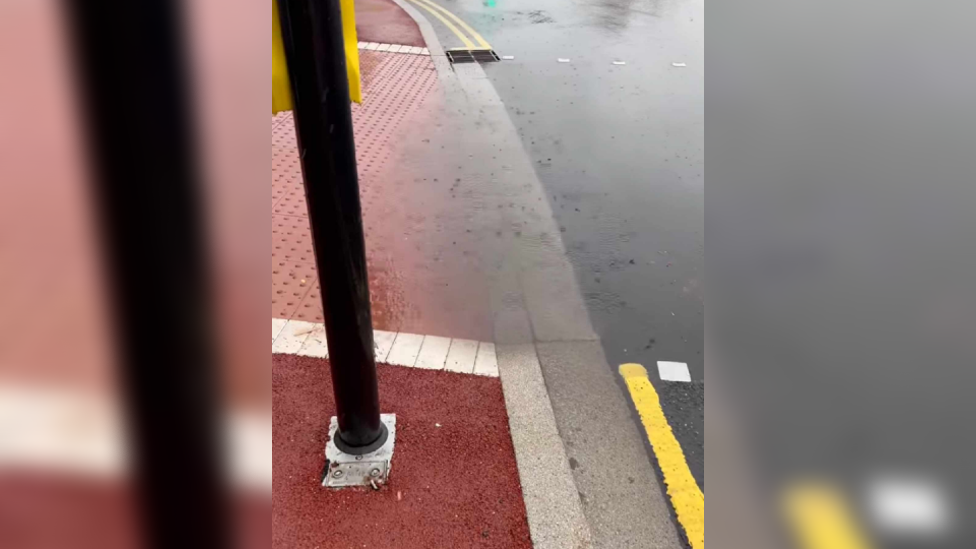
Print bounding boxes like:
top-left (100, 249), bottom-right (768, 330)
top-left (389, 1), bottom-right (686, 547)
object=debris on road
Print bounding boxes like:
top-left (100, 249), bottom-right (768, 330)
top-left (672, 62), bottom-right (688, 67)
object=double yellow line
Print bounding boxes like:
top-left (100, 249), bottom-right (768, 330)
top-left (405, 0), bottom-right (491, 50)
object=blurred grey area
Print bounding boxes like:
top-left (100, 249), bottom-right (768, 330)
top-left (708, 0), bottom-right (976, 546)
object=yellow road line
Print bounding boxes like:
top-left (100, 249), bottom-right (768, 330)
top-left (619, 364), bottom-right (704, 549)
top-left (412, 0), bottom-right (492, 49)
top-left (404, 0), bottom-right (476, 49)
top-left (783, 482), bottom-right (874, 549)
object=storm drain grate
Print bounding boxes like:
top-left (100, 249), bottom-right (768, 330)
top-left (446, 49), bottom-right (500, 64)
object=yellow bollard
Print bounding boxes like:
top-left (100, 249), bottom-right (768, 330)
top-left (273, 0), bottom-right (361, 115)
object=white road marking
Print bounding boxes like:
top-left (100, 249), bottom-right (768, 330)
top-left (272, 318), bottom-right (287, 343)
top-left (297, 324), bottom-right (329, 358)
top-left (416, 336), bottom-right (452, 370)
top-left (657, 361), bottom-right (692, 383)
top-left (868, 474), bottom-right (952, 538)
top-left (387, 333), bottom-right (426, 367)
top-left (359, 43), bottom-right (428, 55)
top-left (445, 339), bottom-right (479, 374)
top-left (272, 320), bottom-right (315, 354)
top-left (271, 319), bottom-right (499, 377)
top-left (0, 381), bottom-right (271, 491)
top-left (474, 343), bottom-right (499, 377)
top-left (374, 330), bottom-right (398, 362)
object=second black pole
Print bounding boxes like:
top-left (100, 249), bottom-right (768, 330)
top-left (276, 0), bottom-right (388, 454)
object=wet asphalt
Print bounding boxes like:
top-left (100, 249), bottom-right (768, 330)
top-left (421, 0), bottom-right (705, 490)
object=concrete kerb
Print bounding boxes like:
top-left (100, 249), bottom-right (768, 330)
top-left (385, 2), bottom-right (595, 547)
top-left (536, 341), bottom-right (685, 548)
top-left (498, 344), bottom-right (593, 549)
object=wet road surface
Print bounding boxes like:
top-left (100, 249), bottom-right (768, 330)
top-left (416, 0), bottom-right (705, 489)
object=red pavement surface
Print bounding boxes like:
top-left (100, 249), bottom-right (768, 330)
top-left (272, 354), bottom-right (532, 549)
top-left (273, 51), bottom-right (499, 342)
top-left (273, 49), bottom-right (500, 343)
top-left (0, 473), bottom-right (138, 549)
top-left (0, 472), bottom-right (270, 549)
top-left (354, 0), bottom-right (425, 47)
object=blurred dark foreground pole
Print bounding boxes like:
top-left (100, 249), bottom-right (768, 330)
top-left (63, 0), bottom-right (228, 548)
top-left (276, 0), bottom-right (388, 454)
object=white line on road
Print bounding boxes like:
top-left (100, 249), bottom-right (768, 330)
top-left (658, 361), bottom-right (693, 383)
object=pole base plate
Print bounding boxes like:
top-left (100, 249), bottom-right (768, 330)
top-left (323, 414), bottom-right (397, 489)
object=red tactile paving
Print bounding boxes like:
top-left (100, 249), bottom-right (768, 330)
top-left (272, 354), bottom-right (532, 549)
top-left (352, 52), bottom-right (439, 187)
top-left (271, 260), bottom-right (319, 320)
top-left (271, 51), bottom-right (438, 331)
top-left (271, 215), bottom-right (314, 264)
top-left (272, 48), bottom-right (499, 341)
top-left (292, 284), bottom-right (325, 323)
top-left (354, 0), bottom-right (426, 48)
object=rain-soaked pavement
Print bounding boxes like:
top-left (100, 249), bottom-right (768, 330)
top-left (418, 0), bottom-right (705, 488)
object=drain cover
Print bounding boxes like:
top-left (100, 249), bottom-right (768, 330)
top-left (446, 49), bottom-right (500, 64)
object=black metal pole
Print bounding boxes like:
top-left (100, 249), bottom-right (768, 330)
top-left (63, 0), bottom-right (227, 547)
top-left (276, 0), bottom-right (388, 455)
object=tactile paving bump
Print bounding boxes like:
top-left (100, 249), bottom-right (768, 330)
top-left (271, 215), bottom-right (314, 264)
top-left (271, 51), bottom-right (438, 323)
top-left (271, 260), bottom-right (318, 320)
